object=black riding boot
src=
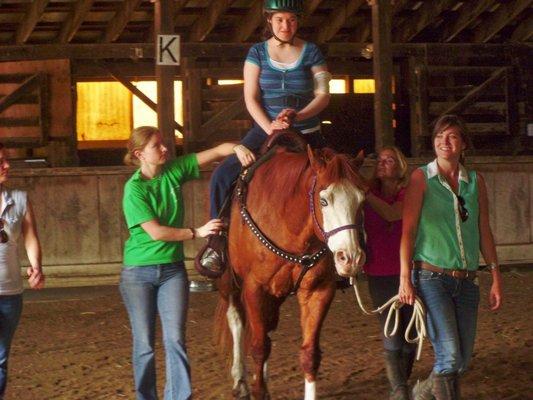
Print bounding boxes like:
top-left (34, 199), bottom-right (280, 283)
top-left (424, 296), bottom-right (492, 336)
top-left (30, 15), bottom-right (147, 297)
top-left (401, 347), bottom-right (416, 382)
top-left (412, 371), bottom-right (435, 400)
top-left (432, 373), bottom-right (459, 400)
top-left (384, 350), bottom-right (409, 400)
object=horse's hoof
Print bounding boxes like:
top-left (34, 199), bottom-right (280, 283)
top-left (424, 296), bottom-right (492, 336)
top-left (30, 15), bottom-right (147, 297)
top-left (232, 380), bottom-right (250, 399)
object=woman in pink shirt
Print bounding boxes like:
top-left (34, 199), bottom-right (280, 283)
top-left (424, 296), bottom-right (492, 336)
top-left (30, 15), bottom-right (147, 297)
top-left (364, 146), bottom-right (415, 400)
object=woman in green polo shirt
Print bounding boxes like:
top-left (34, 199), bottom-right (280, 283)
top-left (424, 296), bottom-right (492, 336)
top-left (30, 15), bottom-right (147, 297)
top-left (398, 115), bottom-right (503, 400)
top-left (120, 126), bottom-right (254, 400)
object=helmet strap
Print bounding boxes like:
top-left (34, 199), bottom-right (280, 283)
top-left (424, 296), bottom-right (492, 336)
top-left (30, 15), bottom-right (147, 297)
top-left (267, 22), bottom-right (296, 45)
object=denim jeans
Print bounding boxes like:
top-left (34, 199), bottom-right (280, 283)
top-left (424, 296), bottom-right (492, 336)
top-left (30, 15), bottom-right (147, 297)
top-left (120, 263), bottom-right (191, 400)
top-left (208, 124), bottom-right (327, 218)
top-left (413, 269), bottom-right (480, 375)
top-left (367, 275), bottom-right (416, 354)
top-left (0, 294), bottom-right (23, 397)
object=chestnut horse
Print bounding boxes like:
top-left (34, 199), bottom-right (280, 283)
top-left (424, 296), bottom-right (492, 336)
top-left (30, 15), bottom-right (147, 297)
top-left (216, 145), bottom-right (368, 400)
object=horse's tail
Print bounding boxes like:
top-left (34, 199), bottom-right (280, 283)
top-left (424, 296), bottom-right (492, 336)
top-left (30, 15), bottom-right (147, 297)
top-left (213, 267), bottom-right (245, 362)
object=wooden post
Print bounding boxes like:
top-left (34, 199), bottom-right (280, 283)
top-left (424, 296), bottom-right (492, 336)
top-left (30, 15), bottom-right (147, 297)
top-left (154, 0), bottom-right (176, 158)
top-left (182, 57), bottom-right (203, 153)
top-left (409, 57), bottom-right (429, 157)
top-left (371, 0), bottom-right (394, 150)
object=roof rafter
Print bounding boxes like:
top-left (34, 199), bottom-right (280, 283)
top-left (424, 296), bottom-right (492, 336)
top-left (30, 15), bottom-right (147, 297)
top-left (315, 0), bottom-right (366, 44)
top-left (15, 0), bottom-right (50, 44)
top-left (352, 0), bottom-right (411, 43)
top-left (57, 0), bottom-right (95, 44)
top-left (189, 0), bottom-right (235, 42)
top-left (393, 0), bottom-right (456, 43)
top-left (510, 15), bottom-right (533, 42)
top-left (472, 0), bottom-right (531, 43)
top-left (231, 1), bottom-right (263, 43)
top-left (101, 0), bottom-right (143, 43)
top-left (439, 0), bottom-right (496, 42)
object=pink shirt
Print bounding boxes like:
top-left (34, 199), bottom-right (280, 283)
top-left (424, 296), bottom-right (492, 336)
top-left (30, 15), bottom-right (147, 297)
top-left (363, 188), bottom-right (405, 276)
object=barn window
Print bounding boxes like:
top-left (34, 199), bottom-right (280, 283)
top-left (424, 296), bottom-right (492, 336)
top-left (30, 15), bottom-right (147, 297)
top-left (76, 81), bottom-right (184, 144)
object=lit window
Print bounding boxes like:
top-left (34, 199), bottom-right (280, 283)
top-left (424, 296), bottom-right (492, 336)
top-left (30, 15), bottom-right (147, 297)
top-left (329, 79), bottom-right (346, 94)
top-left (353, 79), bottom-right (375, 94)
top-left (218, 79), bottom-right (244, 85)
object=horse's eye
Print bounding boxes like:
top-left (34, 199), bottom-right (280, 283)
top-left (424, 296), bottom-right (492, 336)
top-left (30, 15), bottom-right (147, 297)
top-left (320, 198), bottom-right (328, 207)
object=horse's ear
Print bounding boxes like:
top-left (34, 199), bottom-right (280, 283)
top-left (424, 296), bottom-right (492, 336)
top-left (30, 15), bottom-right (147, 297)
top-left (307, 145), bottom-right (323, 172)
top-left (352, 150), bottom-right (365, 170)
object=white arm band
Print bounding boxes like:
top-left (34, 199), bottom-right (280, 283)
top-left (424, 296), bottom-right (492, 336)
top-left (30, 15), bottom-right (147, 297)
top-left (313, 71), bottom-right (332, 95)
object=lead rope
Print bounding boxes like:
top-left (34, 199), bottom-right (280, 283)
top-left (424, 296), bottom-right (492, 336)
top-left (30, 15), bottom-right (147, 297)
top-left (349, 275), bottom-right (427, 361)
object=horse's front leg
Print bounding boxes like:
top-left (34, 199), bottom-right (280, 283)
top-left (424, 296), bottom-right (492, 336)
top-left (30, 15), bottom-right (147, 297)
top-left (227, 295), bottom-right (250, 399)
top-left (243, 283), bottom-right (272, 400)
top-left (297, 283), bottom-right (336, 400)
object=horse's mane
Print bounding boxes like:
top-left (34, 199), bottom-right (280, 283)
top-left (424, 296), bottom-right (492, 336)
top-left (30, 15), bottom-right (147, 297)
top-left (258, 148), bottom-right (367, 211)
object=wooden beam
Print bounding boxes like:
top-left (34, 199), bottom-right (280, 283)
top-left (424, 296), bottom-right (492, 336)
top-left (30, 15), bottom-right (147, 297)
top-left (439, 0), bottom-right (496, 42)
top-left (0, 42), bottom-right (524, 62)
top-left (473, 0), bottom-right (531, 43)
top-left (146, 0), bottom-right (189, 43)
top-left (352, 0), bottom-right (410, 43)
top-left (154, 0), bottom-right (176, 158)
top-left (315, 0), bottom-right (365, 44)
top-left (189, 0), bottom-right (234, 42)
top-left (511, 14), bottom-right (533, 42)
top-left (231, 0), bottom-right (263, 43)
top-left (409, 58), bottom-right (429, 156)
top-left (394, 0), bottom-right (456, 43)
top-left (0, 74), bottom-right (42, 114)
top-left (101, 0), bottom-right (142, 43)
top-left (440, 67), bottom-right (507, 116)
top-left (57, 0), bottom-right (95, 44)
top-left (15, 0), bottom-right (50, 44)
top-left (94, 61), bottom-right (183, 133)
top-left (371, 0), bottom-right (394, 149)
top-left (199, 96), bottom-right (245, 140)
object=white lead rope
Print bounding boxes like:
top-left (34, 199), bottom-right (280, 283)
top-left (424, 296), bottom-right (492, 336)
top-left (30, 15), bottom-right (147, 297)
top-left (349, 275), bottom-right (428, 361)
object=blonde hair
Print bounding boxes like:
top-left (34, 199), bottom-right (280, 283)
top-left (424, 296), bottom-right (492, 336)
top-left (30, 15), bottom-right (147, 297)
top-left (371, 146), bottom-right (409, 191)
top-left (124, 126), bottom-right (159, 166)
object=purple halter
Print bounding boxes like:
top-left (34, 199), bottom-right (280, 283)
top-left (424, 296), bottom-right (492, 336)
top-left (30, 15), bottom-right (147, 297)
top-left (308, 175), bottom-right (360, 242)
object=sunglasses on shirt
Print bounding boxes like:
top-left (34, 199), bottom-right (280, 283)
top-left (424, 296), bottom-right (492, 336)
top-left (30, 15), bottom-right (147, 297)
top-left (456, 195), bottom-right (469, 223)
top-left (0, 219), bottom-right (8, 243)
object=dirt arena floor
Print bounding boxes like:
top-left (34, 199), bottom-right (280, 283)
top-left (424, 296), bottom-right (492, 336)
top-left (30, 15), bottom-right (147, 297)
top-left (7, 269), bottom-right (532, 400)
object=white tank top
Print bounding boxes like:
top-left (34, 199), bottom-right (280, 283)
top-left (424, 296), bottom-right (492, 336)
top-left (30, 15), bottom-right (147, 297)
top-left (0, 189), bottom-right (27, 295)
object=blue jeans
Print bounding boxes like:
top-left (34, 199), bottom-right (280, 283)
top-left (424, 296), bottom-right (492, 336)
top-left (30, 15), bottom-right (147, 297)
top-left (413, 269), bottom-right (480, 375)
top-left (120, 263), bottom-right (191, 400)
top-left (209, 124), bottom-right (326, 218)
top-left (0, 294), bottom-right (23, 397)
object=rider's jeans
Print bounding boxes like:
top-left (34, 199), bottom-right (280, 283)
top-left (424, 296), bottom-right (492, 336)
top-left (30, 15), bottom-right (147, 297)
top-left (413, 269), bottom-right (480, 375)
top-left (120, 263), bottom-right (191, 400)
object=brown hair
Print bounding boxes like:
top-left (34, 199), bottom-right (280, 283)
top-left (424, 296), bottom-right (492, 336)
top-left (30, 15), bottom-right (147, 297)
top-left (370, 146), bottom-right (409, 192)
top-left (124, 126), bottom-right (159, 166)
top-left (431, 114), bottom-right (472, 162)
top-left (262, 11), bottom-right (300, 40)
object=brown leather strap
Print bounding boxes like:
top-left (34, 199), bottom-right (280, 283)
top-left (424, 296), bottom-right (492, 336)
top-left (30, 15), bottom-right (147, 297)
top-left (414, 261), bottom-right (477, 280)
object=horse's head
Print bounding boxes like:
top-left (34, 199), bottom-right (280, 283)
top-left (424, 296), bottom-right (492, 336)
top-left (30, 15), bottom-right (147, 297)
top-left (308, 147), bottom-right (368, 277)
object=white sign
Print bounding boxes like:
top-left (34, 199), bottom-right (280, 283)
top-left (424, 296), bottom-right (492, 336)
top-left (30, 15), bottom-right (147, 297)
top-left (157, 35), bottom-right (180, 66)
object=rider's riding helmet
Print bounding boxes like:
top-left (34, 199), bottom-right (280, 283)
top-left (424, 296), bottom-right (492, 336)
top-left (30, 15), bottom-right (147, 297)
top-left (263, 0), bottom-right (304, 15)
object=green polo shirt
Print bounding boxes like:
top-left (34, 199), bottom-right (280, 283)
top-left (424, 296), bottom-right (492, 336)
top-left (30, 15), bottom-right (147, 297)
top-left (122, 153), bottom-right (200, 266)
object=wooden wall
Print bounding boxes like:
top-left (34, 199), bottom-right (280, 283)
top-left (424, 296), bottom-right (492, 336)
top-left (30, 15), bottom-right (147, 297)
top-left (8, 156), bottom-right (533, 288)
top-left (0, 59), bottom-right (77, 166)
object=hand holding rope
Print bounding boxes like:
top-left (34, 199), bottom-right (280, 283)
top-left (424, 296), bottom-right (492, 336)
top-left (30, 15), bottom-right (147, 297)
top-left (349, 275), bottom-right (427, 361)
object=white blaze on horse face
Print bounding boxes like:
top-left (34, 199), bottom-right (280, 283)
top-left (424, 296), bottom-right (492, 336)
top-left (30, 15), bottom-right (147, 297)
top-left (319, 180), bottom-right (366, 277)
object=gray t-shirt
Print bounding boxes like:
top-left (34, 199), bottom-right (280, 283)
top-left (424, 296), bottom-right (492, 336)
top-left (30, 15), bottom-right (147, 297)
top-left (0, 188), bottom-right (27, 295)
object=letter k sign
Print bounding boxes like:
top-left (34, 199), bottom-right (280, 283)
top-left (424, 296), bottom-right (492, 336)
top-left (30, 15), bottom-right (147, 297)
top-left (157, 35), bottom-right (180, 65)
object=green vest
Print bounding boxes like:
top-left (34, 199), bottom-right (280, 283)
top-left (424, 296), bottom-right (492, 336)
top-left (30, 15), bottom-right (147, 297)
top-left (122, 154), bottom-right (200, 267)
top-left (414, 160), bottom-right (480, 271)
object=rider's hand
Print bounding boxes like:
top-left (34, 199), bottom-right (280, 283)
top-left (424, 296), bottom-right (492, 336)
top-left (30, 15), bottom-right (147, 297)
top-left (268, 119), bottom-right (289, 134)
top-left (195, 219), bottom-right (226, 238)
top-left (277, 108), bottom-right (297, 124)
top-left (398, 276), bottom-right (415, 306)
top-left (233, 144), bottom-right (256, 167)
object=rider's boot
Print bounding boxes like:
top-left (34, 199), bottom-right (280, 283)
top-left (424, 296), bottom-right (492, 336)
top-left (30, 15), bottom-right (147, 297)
top-left (198, 231), bottom-right (227, 278)
top-left (384, 350), bottom-right (409, 400)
